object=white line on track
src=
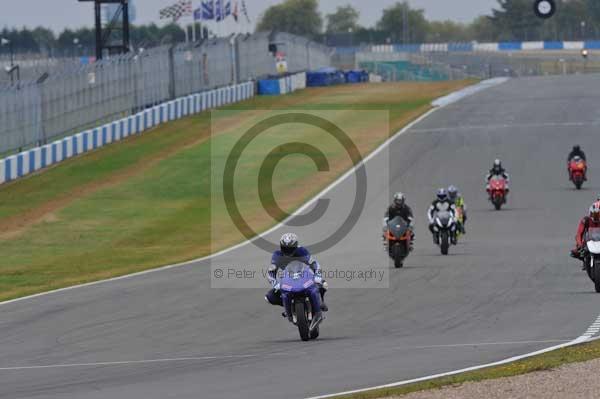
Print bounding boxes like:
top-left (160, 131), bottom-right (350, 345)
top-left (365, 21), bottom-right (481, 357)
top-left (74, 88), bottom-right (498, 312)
top-left (0, 340), bottom-right (573, 372)
top-left (581, 313), bottom-right (600, 339)
top-left (305, 316), bottom-right (600, 399)
top-left (395, 339), bottom-right (570, 350)
top-left (0, 352), bottom-right (291, 372)
top-left (410, 121), bottom-right (600, 134)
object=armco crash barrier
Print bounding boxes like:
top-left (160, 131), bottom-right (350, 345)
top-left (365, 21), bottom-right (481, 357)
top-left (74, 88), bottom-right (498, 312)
top-left (257, 72), bottom-right (307, 95)
top-left (0, 81), bottom-right (255, 186)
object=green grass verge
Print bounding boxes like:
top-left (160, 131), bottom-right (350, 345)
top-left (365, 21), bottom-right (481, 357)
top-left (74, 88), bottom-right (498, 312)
top-left (0, 81), bottom-right (474, 301)
top-left (335, 338), bottom-right (600, 399)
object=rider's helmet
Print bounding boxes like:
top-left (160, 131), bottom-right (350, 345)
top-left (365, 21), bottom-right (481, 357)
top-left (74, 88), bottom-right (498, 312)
top-left (280, 233), bottom-right (299, 256)
top-left (591, 202), bottom-right (600, 223)
top-left (447, 185), bottom-right (458, 201)
top-left (573, 155), bottom-right (582, 162)
top-left (393, 192), bottom-right (405, 208)
top-left (573, 145), bottom-right (581, 152)
top-left (493, 159), bottom-right (502, 173)
top-left (436, 188), bottom-right (448, 201)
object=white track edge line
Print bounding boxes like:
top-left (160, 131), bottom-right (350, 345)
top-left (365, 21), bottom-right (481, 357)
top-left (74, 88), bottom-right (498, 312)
top-left (0, 108), bottom-right (437, 308)
top-left (0, 79), bottom-right (503, 308)
top-left (306, 314), bottom-right (600, 399)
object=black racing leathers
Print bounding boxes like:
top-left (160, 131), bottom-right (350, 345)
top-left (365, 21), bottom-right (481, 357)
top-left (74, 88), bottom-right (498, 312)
top-left (567, 149), bottom-right (586, 163)
top-left (385, 204), bottom-right (414, 226)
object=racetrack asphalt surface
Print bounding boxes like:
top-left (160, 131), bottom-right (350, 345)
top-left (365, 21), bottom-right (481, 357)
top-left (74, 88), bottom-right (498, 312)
top-left (2, 74), bottom-right (600, 399)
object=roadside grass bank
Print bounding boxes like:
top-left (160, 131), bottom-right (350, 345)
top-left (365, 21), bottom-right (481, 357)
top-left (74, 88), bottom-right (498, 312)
top-left (332, 338), bottom-right (600, 399)
top-left (0, 80), bottom-right (473, 301)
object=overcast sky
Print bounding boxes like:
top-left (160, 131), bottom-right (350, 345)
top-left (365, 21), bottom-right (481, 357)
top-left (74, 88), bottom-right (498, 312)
top-left (0, 0), bottom-right (498, 32)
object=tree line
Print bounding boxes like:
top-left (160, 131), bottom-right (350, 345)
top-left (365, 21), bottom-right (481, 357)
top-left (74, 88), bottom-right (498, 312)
top-left (0, 24), bottom-right (187, 56)
top-left (3, 0), bottom-right (600, 56)
top-left (257, 0), bottom-right (600, 44)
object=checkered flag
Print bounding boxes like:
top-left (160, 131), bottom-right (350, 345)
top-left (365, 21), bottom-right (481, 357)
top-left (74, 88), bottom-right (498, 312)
top-left (159, 0), bottom-right (192, 22)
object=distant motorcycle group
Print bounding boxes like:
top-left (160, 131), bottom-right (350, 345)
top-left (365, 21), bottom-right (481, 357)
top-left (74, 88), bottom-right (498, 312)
top-left (267, 146), bottom-right (598, 341)
top-left (383, 159), bottom-right (509, 264)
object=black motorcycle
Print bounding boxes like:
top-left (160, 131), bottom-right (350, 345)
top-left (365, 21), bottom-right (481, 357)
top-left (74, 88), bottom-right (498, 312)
top-left (385, 216), bottom-right (412, 268)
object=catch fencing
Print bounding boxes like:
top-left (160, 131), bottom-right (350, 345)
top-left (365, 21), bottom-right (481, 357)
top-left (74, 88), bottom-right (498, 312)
top-left (0, 32), bottom-right (332, 155)
top-left (348, 46), bottom-right (600, 81)
top-left (339, 40), bottom-right (600, 54)
top-left (0, 81), bottom-right (254, 185)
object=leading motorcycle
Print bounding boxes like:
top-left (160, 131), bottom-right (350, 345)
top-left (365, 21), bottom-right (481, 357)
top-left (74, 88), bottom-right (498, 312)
top-left (568, 156), bottom-right (587, 190)
top-left (432, 210), bottom-right (457, 255)
top-left (279, 261), bottom-right (323, 341)
top-left (385, 216), bottom-right (412, 268)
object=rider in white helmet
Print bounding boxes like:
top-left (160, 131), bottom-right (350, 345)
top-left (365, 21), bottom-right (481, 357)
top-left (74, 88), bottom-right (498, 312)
top-left (427, 188), bottom-right (457, 244)
top-left (265, 233), bottom-right (328, 313)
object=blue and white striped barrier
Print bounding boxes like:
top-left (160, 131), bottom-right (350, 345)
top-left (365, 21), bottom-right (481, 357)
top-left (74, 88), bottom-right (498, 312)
top-left (343, 41), bottom-right (596, 54)
top-left (0, 81), bottom-right (255, 186)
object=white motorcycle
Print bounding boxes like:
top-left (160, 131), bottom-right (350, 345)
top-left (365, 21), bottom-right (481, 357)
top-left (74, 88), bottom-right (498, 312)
top-left (583, 228), bottom-right (600, 293)
top-left (432, 210), bottom-right (457, 256)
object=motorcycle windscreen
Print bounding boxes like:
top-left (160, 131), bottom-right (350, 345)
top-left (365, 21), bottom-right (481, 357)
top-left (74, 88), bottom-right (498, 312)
top-left (490, 177), bottom-right (506, 189)
top-left (280, 261), bottom-right (315, 293)
top-left (435, 211), bottom-right (453, 226)
top-left (387, 216), bottom-right (408, 238)
top-left (586, 228), bottom-right (600, 254)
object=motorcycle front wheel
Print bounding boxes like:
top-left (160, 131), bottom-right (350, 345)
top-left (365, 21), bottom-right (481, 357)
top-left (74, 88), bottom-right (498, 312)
top-left (440, 231), bottom-right (449, 255)
top-left (392, 243), bottom-right (406, 268)
top-left (295, 301), bottom-right (310, 341)
top-left (593, 257), bottom-right (600, 293)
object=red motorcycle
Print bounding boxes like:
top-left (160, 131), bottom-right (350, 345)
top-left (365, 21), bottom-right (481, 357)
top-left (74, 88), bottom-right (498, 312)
top-left (568, 156), bottom-right (587, 190)
top-left (487, 177), bottom-right (507, 210)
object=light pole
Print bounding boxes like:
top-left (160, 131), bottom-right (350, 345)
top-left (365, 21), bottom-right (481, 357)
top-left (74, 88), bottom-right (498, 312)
top-left (402, 5), bottom-right (408, 45)
top-left (73, 38), bottom-right (80, 58)
top-left (1, 38), bottom-right (15, 84)
top-left (581, 21), bottom-right (586, 40)
top-left (348, 27), bottom-right (354, 48)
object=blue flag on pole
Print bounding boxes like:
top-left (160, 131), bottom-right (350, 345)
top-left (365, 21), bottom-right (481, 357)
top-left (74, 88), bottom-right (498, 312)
top-left (224, 0), bottom-right (231, 17)
top-left (197, 0), bottom-right (214, 20)
top-left (215, 0), bottom-right (223, 21)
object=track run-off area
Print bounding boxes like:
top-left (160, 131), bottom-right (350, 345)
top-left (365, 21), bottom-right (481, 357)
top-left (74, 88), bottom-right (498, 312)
top-left (1, 74), bottom-right (600, 398)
